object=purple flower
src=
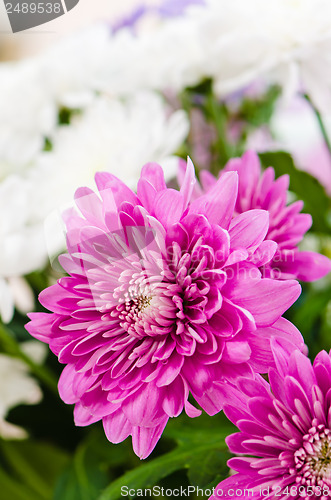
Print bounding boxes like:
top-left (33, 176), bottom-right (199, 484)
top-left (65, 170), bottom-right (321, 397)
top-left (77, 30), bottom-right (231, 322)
top-left (112, 0), bottom-right (205, 34)
top-left (112, 6), bottom-right (148, 34)
top-left (212, 341), bottom-right (331, 498)
top-left (158, 0), bottom-right (206, 18)
top-left (26, 160), bottom-right (303, 459)
top-left (179, 151), bottom-right (331, 282)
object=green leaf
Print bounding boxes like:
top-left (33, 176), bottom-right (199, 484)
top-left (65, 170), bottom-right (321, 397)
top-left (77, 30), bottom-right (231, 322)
top-left (58, 107), bottom-right (81, 126)
top-left (54, 429), bottom-right (112, 500)
top-left (187, 448), bottom-right (230, 489)
top-left (0, 466), bottom-right (41, 500)
top-left (98, 413), bottom-right (233, 500)
top-left (0, 439), bottom-right (69, 500)
top-left (259, 151), bottom-right (331, 233)
top-left (239, 85), bottom-right (281, 128)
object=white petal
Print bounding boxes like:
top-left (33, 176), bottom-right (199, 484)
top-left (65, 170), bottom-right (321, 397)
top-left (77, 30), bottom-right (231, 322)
top-left (0, 278), bottom-right (14, 324)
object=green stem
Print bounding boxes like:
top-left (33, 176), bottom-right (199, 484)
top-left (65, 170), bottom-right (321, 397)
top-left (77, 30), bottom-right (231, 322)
top-left (74, 442), bottom-right (92, 500)
top-left (205, 92), bottom-right (234, 172)
top-left (0, 323), bottom-right (58, 396)
top-left (304, 93), bottom-right (331, 161)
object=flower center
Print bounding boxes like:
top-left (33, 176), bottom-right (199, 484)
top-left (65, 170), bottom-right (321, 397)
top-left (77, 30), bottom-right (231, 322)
top-left (294, 424), bottom-right (331, 487)
top-left (129, 294), bottom-right (152, 312)
top-left (111, 264), bottom-right (178, 339)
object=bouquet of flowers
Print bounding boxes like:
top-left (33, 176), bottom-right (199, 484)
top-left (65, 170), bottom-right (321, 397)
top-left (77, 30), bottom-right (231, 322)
top-left (1, 1), bottom-right (331, 498)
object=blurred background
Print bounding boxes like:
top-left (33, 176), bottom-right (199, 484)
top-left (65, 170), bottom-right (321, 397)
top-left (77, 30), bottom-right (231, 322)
top-left (0, 0), bottom-right (158, 59)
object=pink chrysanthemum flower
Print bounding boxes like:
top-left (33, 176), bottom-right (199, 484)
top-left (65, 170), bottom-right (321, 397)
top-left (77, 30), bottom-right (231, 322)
top-left (212, 341), bottom-right (331, 499)
top-left (179, 150), bottom-right (331, 282)
top-left (26, 160), bottom-right (303, 459)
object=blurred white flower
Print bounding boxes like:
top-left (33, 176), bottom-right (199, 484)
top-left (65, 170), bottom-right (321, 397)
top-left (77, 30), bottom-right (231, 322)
top-left (0, 277), bottom-right (34, 324)
top-left (0, 174), bottom-right (43, 322)
top-left (98, 19), bottom-right (204, 96)
top-left (37, 24), bottom-right (112, 109)
top-left (0, 0), bottom-right (330, 164)
top-left (34, 91), bottom-right (189, 195)
top-left (0, 61), bottom-right (56, 172)
top-left (197, 0), bottom-right (331, 111)
top-left (101, 0), bottom-right (331, 111)
top-left (0, 25), bottom-right (111, 175)
top-left (0, 341), bottom-right (46, 439)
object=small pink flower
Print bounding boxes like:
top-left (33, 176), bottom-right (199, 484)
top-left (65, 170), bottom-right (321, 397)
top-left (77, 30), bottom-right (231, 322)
top-left (211, 340), bottom-right (331, 498)
top-left (26, 160), bottom-right (303, 458)
top-left (179, 151), bottom-right (331, 282)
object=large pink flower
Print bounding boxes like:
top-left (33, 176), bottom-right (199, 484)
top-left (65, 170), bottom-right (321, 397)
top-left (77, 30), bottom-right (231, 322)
top-left (211, 341), bottom-right (331, 498)
top-left (179, 150), bottom-right (331, 282)
top-left (26, 160), bottom-right (303, 458)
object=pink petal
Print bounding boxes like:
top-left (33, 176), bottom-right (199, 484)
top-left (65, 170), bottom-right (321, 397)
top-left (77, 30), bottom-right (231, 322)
top-left (136, 178), bottom-right (157, 214)
top-left (184, 400), bottom-right (202, 418)
top-left (102, 410), bottom-right (132, 444)
top-left (225, 150), bottom-right (261, 212)
top-left (140, 163), bottom-right (167, 192)
top-left (58, 364), bottom-right (78, 404)
top-left (190, 171), bottom-right (238, 228)
top-left (121, 383), bottom-right (162, 427)
top-left (179, 157), bottom-right (196, 209)
top-left (132, 418), bottom-right (168, 459)
top-left (25, 312), bottom-right (54, 343)
top-left (73, 402), bottom-right (101, 426)
top-left (233, 279), bottom-right (301, 327)
top-left (74, 187), bottom-right (104, 226)
top-left (162, 377), bottom-right (186, 417)
top-left (212, 474), bottom-right (260, 500)
top-left (194, 383), bottom-right (228, 415)
top-left (137, 163), bottom-right (167, 213)
top-left (250, 240), bottom-right (277, 266)
top-left (156, 353), bottom-right (185, 387)
top-left (95, 172), bottom-right (138, 207)
top-left (154, 189), bottom-right (185, 227)
top-left (223, 341), bottom-right (252, 364)
top-left (247, 317), bottom-right (304, 371)
top-left (276, 251), bottom-right (331, 282)
top-left (229, 209), bottom-right (269, 251)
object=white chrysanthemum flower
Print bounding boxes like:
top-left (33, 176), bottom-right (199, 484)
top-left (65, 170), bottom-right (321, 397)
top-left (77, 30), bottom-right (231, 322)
top-left (0, 25), bottom-right (111, 172)
top-left (0, 61), bottom-right (56, 171)
top-left (0, 341), bottom-right (46, 439)
top-left (0, 175), bottom-right (42, 322)
top-left (197, 0), bottom-right (331, 109)
top-left (99, 0), bottom-right (331, 111)
top-left (98, 19), bottom-right (203, 96)
top-left (36, 24), bottom-right (112, 109)
top-left (0, 277), bottom-right (35, 324)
